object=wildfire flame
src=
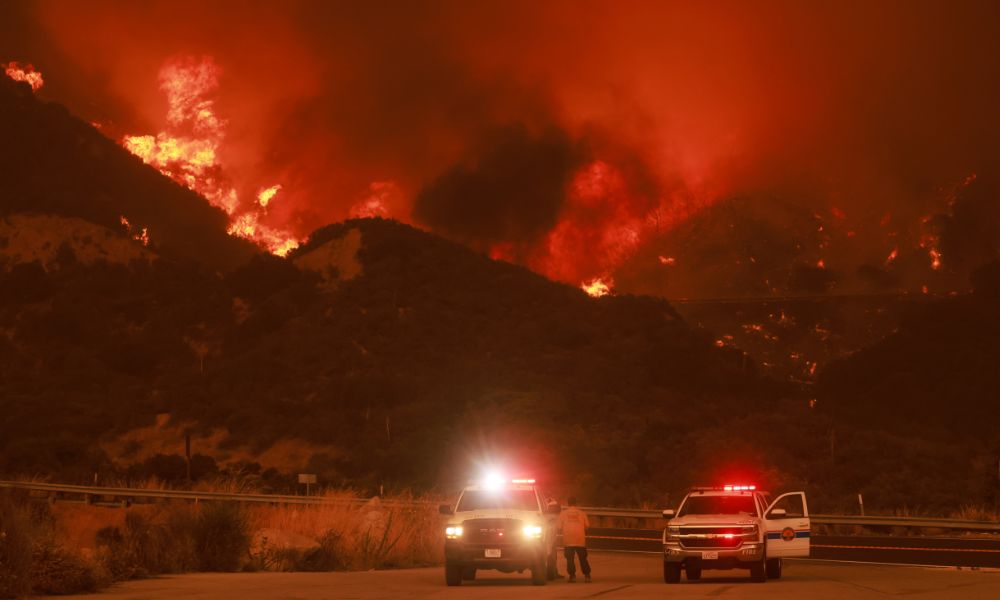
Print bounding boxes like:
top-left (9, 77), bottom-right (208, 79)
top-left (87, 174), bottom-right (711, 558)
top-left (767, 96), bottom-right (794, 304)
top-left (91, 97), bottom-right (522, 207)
top-left (257, 184), bottom-right (282, 208)
top-left (4, 61), bottom-right (44, 92)
top-left (581, 277), bottom-right (613, 298)
top-left (120, 56), bottom-right (299, 256)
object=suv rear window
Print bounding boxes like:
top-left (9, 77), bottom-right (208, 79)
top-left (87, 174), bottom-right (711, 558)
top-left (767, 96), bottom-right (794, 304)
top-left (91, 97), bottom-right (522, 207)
top-left (679, 495), bottom-right (758, 517)
top-left (457, 489), bottom-right (538, 512)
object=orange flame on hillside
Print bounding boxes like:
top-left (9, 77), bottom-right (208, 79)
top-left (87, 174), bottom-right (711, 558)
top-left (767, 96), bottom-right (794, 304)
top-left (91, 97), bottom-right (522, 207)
top-left (4, 61), bottom-right (44, 92)
top-left (121, 56), bottom-right (299, 256)
top-left (581, 277), bottom-right (613, 297)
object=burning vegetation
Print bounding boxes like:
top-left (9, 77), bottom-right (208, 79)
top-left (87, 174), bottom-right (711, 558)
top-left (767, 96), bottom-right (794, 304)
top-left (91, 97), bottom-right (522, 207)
top-left (4, 61), bottom-right (43, 91)
top-left (121, 56), bottom-right (299, 256)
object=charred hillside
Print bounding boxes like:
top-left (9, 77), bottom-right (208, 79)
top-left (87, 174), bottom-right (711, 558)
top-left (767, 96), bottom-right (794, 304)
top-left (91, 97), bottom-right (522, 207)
top-left (0, 212), bottom-right (796, 504)
top-left (0, 75), bottom-right (255, 269)
top-left (814, 261), bottom-right (1000, 509)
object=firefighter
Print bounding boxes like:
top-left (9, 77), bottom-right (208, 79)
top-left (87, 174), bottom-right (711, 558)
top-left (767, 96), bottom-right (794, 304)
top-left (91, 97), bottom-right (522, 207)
top-left (557, 496), bottom-right (591, 582)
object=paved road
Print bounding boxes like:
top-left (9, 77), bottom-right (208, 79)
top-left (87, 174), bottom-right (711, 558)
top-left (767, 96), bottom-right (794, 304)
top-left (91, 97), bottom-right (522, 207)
top-left (65, 553), bottom-right (1000, 600)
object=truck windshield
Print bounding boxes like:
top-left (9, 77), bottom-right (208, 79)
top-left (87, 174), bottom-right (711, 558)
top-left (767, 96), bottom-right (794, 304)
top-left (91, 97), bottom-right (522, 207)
top-left (457, 489), bottom-right (538, 512)
top-left (679, 495), bottom-right (758, 516)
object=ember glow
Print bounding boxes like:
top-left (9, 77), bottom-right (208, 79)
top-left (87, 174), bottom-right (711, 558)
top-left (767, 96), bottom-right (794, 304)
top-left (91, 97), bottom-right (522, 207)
top-left (119, 215), bottom-right (149, 246)
top-left (4, 61), bottom-right (43, 91)
top-left (121, 56), bottom-right (299, 256)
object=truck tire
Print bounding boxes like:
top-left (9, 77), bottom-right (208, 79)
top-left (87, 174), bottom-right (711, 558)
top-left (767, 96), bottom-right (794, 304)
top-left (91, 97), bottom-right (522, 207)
top-left (685, 563), bottom-right (702, 581)
top-left (663, 561), bottom-right (681, 583)
top-left (445, 562), bottom-right (463, 586)
top-left (462, 567), bottom-right (477, 581)
top-left (531, 558), bottom-right (547, 586)
top-left (766, 558), bottom-right (782, 579)
top-left (750, 558), bottom-right (767, 583)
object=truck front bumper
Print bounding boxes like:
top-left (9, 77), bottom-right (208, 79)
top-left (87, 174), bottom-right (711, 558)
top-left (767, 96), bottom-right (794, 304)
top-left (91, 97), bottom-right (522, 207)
top-left (445, 540), bottom-right (546, 570)
top-left (663, 542), bottom-right (764, 569)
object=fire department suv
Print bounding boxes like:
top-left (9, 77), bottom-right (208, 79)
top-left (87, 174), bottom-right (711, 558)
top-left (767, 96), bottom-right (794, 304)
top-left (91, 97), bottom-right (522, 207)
top-left (661, 485), bottom-right (810, 583)
top-left (439, 476), bottom-right (559, 586)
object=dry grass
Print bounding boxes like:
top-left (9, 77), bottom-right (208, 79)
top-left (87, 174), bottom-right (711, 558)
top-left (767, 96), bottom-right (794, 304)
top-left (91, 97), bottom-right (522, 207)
top-left (950, 505), bottom-right (999, 522)
top-left (38, 483), bottom-right (444, 578)
top-left (247, 490), bottom-right (443, 571)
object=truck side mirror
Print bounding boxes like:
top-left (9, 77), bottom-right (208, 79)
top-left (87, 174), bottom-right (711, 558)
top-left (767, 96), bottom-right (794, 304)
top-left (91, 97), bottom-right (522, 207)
top-left (769, 508), bottom-right (786, 518)
top-left (662, 509), bottom-right (675, 518)
top-left (439, 504), bottom-right (454, 515)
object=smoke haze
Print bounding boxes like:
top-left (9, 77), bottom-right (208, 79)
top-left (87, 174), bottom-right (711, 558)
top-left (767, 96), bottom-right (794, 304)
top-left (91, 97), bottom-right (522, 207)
top-left (3, 0), bottom-right (999, 292)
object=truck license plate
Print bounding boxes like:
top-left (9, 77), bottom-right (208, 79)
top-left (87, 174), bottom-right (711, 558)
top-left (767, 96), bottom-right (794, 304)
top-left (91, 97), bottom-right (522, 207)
top-left (702, 551), bottom-right (718, 560)
top-left (485, 548), bottom-right (501, 558)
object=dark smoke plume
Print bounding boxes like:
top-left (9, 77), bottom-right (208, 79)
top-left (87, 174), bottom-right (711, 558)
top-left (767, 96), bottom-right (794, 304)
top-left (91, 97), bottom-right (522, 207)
top-left (413, 124), bottom-right (577, 247)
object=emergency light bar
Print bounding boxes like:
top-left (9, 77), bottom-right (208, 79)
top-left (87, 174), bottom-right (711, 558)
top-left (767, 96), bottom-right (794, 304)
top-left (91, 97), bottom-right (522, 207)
top-left (691, 484), bottom-right (757, 492)
top-left (473, 472), bottom-right (537, 490)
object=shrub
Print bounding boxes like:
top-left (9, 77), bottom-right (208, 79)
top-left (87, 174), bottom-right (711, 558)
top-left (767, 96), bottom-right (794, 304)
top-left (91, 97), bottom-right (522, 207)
top-left (193, 503), bottom-right (249, 571)
top-left (296, 530), bottom-right (341, 571)
top-left (0, 494), bottom-right (33, 599)
top-left (30, 542), bottom-right (104, 596)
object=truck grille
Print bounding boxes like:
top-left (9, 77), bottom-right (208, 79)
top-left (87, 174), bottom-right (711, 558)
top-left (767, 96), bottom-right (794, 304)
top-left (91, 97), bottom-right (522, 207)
top-left (681, 537), bottom-right (742, 548)
top-left (462, 518), bottom-right (521, 544)
top-left (678, 526), bottom-right (752, 549)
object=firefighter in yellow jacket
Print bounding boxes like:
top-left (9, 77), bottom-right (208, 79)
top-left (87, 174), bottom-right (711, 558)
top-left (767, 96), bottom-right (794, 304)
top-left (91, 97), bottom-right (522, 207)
top-left (557, 496), bottom-right (591, 582)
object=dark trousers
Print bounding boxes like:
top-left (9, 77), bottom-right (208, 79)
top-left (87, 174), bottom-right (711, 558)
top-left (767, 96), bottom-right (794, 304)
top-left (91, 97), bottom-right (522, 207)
top-left (564, 546), bottom-right (591, 576)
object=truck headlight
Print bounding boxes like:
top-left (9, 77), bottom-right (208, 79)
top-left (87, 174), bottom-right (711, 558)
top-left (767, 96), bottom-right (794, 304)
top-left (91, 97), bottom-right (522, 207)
top-left (522, 525), bottom-right (543, 538)
top-left (445, 526), bottom-right (463, 539)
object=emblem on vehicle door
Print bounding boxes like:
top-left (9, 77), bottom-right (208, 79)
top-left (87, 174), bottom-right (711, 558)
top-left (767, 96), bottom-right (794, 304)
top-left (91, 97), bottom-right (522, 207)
top-left (781, 527), bottom-right (795, 541)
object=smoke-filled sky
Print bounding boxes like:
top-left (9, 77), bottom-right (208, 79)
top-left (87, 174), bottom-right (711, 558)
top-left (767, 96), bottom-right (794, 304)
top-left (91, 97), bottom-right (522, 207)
top-left (3, 0), bottom-right (999, 295)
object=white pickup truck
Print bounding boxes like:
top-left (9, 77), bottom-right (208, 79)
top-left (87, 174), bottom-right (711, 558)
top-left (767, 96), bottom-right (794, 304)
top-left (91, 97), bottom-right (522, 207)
top-left (661, 484), bottom-right (810, 583)
top-left (439, 476), bottom-right (559, 586)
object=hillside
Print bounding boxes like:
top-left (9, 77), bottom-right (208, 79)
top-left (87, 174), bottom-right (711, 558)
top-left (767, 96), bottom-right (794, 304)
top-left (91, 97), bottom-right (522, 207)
top-left (816, 261), bottom-right (1000, 509)
top-left (0, 209), bottom-right (809, 504)
top-left (0, 74), bottom-right (255, 269)
top-left (2, 69), bottom-right (996, 512)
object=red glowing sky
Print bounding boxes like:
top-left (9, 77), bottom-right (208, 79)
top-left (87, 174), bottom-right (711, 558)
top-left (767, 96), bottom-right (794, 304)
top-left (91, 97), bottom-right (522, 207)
top-left (3, 0), bottom-right (999, 293)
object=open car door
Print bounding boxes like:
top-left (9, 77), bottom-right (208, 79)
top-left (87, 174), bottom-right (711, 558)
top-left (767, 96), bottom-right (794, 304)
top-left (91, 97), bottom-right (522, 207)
top-left (764, 491), bottom-right (810, 558)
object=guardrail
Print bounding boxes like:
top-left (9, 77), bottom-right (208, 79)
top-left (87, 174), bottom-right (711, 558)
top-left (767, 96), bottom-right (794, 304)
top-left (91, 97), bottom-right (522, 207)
top-left (2, 480), bottom-right (998, 533)
top-left (577, 506), bottom-right (1000, 533)
top-left (0, 480), bottom-right (429, 509)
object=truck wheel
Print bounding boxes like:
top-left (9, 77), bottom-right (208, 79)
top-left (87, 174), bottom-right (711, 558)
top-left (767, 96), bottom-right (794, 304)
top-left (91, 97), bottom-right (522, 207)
top-left (766, 558), bottom-right (782, 579)
top-left (445, 562), bottom-right (463, 586)
top-left (462, 567), bottom-right (477, 581)
top-left (531, 559), bottom-right (547, 586)
top-left (750, 558), bottom-right (767, 583)
top-left (685, 564), bottom-right (702, 581)
top-left (663, 561), bottom-right (681, 583)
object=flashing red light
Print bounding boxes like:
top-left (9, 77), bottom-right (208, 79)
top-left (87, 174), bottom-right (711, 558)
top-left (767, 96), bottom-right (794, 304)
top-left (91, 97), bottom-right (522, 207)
top-left (722, 533), bottom-right (735, 539)
top-left (511, 478), bottom-right (536, 484)
top-left (723, 484), bottom-right (756, 491)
